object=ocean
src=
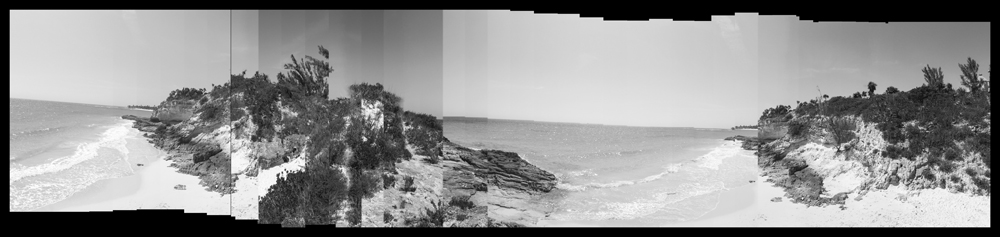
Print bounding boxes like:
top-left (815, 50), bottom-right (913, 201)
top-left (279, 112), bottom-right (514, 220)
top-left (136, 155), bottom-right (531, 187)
top-left (9, 98), bottom-right (155, 211)
top-left (444, 118), bottom-right (758, 226)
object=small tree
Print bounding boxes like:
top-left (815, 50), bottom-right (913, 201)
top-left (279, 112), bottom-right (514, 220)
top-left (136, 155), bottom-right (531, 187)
top-left (885, 86), bottom-right (900, 94)
top-left (922, 65), bottom-right (945, 88)
top-left (867, 81), bottom-right (878, 96)
top-left (276, 45), bottom-right (333, 99)
top-left (959, 57), bottom-right (982, 93)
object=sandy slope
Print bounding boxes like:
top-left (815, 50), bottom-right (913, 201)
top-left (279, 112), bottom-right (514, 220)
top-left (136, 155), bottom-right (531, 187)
top-left (666, 175), bottom-right (991, 227)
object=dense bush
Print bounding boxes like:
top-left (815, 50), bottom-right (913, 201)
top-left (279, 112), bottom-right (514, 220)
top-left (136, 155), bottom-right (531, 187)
top-left (165, 87), bottom-right (206, 102)
top-left (927, 155), bottom-right (956, 173)
top-left (197, 102), bottom-right (224, 122)
top-left (760, 104), bottom-right (792, 123)
top-left (827, 117), bottom-right (856, 146)
top-left (348, 170), bottom-right (382, 200)
top-left (788, 119), bottom-right (810, 138)
top-left (971, 177), bottom-right (990, 194)
top-left (424, 155), bottom-right (440, 165)
top-left (382, 173), bottom-right (397, 189)
top-left (794, 61), bottom-right (990, 173)
top-left (405, 200), bottom-right (446, 227)
top-left (400, 176), bottom-right (417, 192)
top-left (230, 71), bottom-right (280, 142)
top-left (259, 165), bottom-right (348, 225)
top-left (473, 183), bottom-right (488, 192)
top-left (275, 46), bottom-right (333, 100)
top-left (449, 195), bottom-right (475, 210)
top-left (404, 111), bottom-right (444, 157)
top-left (349, 83), bottom-right (402, 107)
top-left (384, 210), bottom-right (394, 223)
top-left (346, 115), bottom-right (409, 170)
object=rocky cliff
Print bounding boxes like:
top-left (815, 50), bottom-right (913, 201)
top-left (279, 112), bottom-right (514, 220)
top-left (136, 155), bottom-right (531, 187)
top-left (758, 115), bottom-right (991, 207)
top-left (152, 99), bottom-right (198, 123)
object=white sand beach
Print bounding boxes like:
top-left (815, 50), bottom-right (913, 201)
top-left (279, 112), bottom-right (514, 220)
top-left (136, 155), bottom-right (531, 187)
top-left (666, 175), bottom-right (991, 227)
top-left (37, 151), bottom-right (231, 215)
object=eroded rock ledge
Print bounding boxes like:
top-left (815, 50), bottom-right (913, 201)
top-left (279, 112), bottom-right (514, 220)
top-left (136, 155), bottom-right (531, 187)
top-left (122, 114), bottom-right (233, 194)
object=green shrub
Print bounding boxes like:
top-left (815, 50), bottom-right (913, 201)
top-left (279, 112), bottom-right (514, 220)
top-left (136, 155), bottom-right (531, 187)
top-left (788, 120), bottom-right (809, 138)
top-left (928, 155), bottom-right (956, 173)
top-left (424, 155), bottom-right (440, 165)
top-left (971, 177), bottom-right (990, 194)
top-left (400, 176), bottom-right (416, 192)
top-left (348, 170), bottom-right (382, 201)
top-left (922, 169), bottom-right (936, 180)
top-left (965, 168), bottom-right (977, 176)
top-left (259, 166), bottom-right (348, 225)
top-left (827, 117), bottom-right (856, 146)
top-left (449, 195), bottom-right (475, 210)
top-left (382, 173), bottom-right (397, 189)
top-left (410, 199), bottom-right (447, 227)
top-left (197, 102), bottom-right (223, 122)
top-left (473, 183), bottom-right (487, 192)
top-left (383, 211), bottom-right (394, 224)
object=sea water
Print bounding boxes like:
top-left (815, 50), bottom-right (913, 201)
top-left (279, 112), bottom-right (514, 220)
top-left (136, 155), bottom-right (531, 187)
top-left (9, 98), bottom-right (154, 211)
top-left (444, 118), bottom-right (758, 226)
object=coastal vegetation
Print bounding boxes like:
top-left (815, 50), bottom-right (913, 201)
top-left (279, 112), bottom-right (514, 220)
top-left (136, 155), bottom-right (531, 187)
top-left (731, 125), bottom-right (759, 130)
top-left (130, 44), bottom-right (555, 227)
top-left (126, 105), bottom-right (157, 110)
top-left (166, 87), bottom-right (207, 102)
top-left (757, 57), bottom-right (991, 202)
top-left (222, 45), bottom-right (451, 226)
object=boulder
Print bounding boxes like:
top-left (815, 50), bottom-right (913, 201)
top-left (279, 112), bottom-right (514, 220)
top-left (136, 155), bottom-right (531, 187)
top-left (174, 184), bottom-right (186, 190)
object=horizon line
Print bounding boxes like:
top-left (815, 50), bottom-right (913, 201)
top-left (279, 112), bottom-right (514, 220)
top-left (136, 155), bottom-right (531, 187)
top-left (9, 97), bottom-right (131, 108)
top-left (442, 116), bottom-right (746, 130)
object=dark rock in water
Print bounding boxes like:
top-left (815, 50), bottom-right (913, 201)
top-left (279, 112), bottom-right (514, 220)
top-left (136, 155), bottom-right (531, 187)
top-left (771, 197), bottom-right (782, 202)
top-left (121, 115), bottom-right (142, 121)
top-left (174, 184), bottom-right (186, 190)
top-left (749, 180), bottom-right (756, 183)
top-left (137, 163), bottom-right (144, 167)
top-left (724, 135), bottom-right (763, 151)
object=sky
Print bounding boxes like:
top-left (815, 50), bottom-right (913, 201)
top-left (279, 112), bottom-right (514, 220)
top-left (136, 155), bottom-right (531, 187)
top-left (758, 17), bottom-right (991, 113)
top-left (10, 11), bottom-right (988, 128)
top-left (232, 10), bottom-right (444, 118)
top-left (443, 11), bottom-right (760, 129)
top-left (10, 10), bottom-right (230, 107)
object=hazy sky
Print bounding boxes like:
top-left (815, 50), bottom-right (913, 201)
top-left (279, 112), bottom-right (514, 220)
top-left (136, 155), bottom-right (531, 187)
top-left (10, 10), bottom-right (230, 107)
top-left (232, 10), bottom-right (444, 118)
top-left (11, 11), bottom-right (988, 128)
top-left (444, 11), bottom-right (760, 129)
top-left (759, 17), bottom-right (990, 113)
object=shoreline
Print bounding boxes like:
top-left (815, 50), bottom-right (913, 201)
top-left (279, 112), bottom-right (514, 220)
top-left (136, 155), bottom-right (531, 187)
top-left (536, 139), bottom-right (756, 227)
top-left (37, 153), bottom-right (231, 214)
top-left (664, 175), bottom-right (991, 227)
top-left (35, 120), bottom-right (231, 214)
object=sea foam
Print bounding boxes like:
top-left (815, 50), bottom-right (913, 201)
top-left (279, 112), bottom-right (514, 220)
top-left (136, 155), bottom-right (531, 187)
top-left (9, 120), bottom-right (132, 185)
